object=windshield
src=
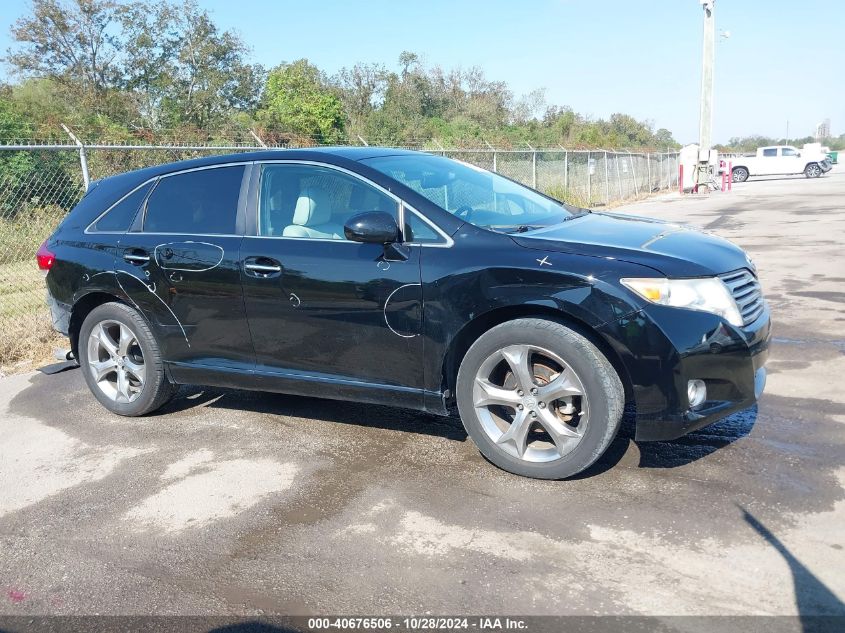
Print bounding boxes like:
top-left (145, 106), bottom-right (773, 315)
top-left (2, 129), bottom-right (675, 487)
top-left (361, 154), bottom-right (583, 233)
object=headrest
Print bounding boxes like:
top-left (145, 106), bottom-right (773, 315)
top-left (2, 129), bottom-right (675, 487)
top-left (292, 188), bottom-right (332, 226)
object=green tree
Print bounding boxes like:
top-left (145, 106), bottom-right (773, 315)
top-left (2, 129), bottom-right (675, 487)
top-left (0, 97), bottom-right (79, 216)
top-left (653, 128), bottom-right (678, 149)
top-left (259, 60), bottom-right (345, 143)
top-left (122, 0), bottom-right (263, 130)
top-left (332, 63), bottom-right (388, 132)
top-left (6, 0), bottom-right (129, 113)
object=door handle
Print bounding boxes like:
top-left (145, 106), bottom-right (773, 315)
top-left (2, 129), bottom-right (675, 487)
top-left (124, 249), bottom-right (150, 265)
top-left (244, 257), bottom-right (282, 277)
top-left (245, 263), bottom-right (282, 273)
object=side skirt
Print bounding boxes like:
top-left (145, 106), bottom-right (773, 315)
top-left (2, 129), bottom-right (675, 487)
top-left (166, 361), bottom-right (448, 416)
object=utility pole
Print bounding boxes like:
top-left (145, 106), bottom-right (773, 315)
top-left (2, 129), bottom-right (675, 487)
top-left (696, 0), bottom-right (715, 189)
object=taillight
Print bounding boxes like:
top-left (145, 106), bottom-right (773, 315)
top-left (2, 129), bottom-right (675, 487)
top-left (36, 239), bottom-right (56, 272)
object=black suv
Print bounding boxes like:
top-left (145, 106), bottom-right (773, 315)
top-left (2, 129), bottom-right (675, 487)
top-left (39, 148), bottom-right (770, 479)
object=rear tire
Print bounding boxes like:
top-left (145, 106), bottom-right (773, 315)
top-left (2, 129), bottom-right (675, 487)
top-left (456, 318), bottom-right (624, 479)
top-left (78, 302), bottom-right (177, 416)
top-left (732, 166), bottom-right (749, 182)
top-left (804, 163), bottom-right (822, 178)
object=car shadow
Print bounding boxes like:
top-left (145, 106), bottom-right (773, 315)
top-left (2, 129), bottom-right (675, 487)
top-left (155, 385), bottom-right (468, 442)
top-left (157, 387), bottom-right (760, 473)
top-left (635, 404), bottom-right (758, 469)
top-left (572, 404), bottom-right (758, 478)
top-left (739, 174), bottom-right (830, 184)
top-left (740, 506), bottom-right (845, 626)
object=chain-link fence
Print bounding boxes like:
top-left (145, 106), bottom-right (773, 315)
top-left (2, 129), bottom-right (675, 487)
top-left (0, 141), bottom-right (679, 368)
top-left (438, 149), bottom-right (680, 206)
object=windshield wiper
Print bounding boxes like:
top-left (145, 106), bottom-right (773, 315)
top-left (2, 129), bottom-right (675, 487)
top-left (489, 212), bottom-right (591, 234)
top-left (488, 224), bottom-right (546, 234)
top-left (561, 210), bottom-right (591, 222)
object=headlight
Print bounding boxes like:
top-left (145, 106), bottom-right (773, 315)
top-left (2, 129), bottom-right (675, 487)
top-left (621, 277), bottom-right (743, 326)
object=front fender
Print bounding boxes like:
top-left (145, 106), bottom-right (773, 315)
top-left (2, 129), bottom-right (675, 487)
top-left (419, 228), bottom-right (650, 397)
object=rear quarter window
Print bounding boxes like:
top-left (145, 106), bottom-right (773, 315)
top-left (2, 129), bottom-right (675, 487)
top-left (143, 165), bottom-right (245, 234)
top-left (90, 182), bottom-right (153, 232)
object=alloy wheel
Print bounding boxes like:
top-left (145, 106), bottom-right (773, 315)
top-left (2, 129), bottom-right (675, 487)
top-left (472, 344), bottom-right (588, 462)
top-left (732, 168), bottom-right (748, 182)
top-left (87, 319), bottom-right (146, 403)
top-left (806, 164), bottom-right (821, 178)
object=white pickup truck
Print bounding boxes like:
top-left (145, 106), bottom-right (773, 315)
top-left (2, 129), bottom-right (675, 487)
top-left (731, 145), bottom-right (833, 182)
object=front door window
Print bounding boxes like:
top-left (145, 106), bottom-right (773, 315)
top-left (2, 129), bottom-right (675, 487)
top-left (258, 163), bottom-right (399, 239)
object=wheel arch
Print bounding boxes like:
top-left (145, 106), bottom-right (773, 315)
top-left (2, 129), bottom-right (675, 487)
top-left (68, 291), bottom-right (129, 360)
top-left (440, 305), bottom-right (634, 406)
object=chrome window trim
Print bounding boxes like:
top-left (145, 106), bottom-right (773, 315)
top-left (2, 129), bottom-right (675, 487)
top-left (254, 159), bottom-right (453, 248)
top-left (126, 232), bottom-right (244, 238)
top-left (84, 180), bottom-right (154, 235)
top-left (155, 161), bottom-right (251, 179)
top-left (85, 161), bottom-right (253, 236)
top-left (140, 162), bottom-right (250, 236)
top-left (403, 201), bottom-right (453, 248)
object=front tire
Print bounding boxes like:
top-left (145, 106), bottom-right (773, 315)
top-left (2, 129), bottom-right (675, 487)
top-left (456, 318), bottom-right (624, 479)
top-left (78, 302), bottom-right (177, 416)
top-left (804, 163), bottom-right (822, 178)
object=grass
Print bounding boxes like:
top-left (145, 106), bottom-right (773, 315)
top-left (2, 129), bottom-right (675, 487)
top-left (543, 184), bottom-right (592, 208)
top-left (0, 210), bottom-right (67, 372)
top-left (0, 260), bottom-right (65, 372)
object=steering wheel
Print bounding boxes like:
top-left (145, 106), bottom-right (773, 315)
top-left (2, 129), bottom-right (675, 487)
top-left (455, 204), bottom-right (475, 221)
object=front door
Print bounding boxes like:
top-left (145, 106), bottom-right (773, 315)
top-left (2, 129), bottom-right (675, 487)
top-left (116, 164), bottom-right (253, 368)
top-left (239, 162), bottom-right (424, 402)
top-left (780, 147), bottom-right (802, 174)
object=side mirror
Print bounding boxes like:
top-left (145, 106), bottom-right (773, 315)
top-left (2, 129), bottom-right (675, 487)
top-left (344, 211), bottom-right (399, 244)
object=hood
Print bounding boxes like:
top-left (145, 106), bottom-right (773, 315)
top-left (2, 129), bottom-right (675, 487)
top-left (511, 212), bottom-right (753, 277)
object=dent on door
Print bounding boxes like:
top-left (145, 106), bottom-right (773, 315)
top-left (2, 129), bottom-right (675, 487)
top-left (154, 241), bottom-right (225, 281)
top-left (115, 235), bottom-right (252, 366)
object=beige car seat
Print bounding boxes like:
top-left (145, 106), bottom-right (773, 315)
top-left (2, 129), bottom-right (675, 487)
top-left (283, 188), bottom-right (345, 239)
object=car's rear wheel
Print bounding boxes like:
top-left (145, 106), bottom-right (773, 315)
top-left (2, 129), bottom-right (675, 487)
top-left (78, 302), bottom-right (177, 416)
top-left (456, 318), bottom-right (624, 479)
top-left (804, 163), bottom-right (822, 178)
top-left (732, 166), bottom-right (749, 182)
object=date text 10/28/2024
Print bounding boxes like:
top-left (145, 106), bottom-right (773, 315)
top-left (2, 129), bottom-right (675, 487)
top-left (307, 617), bottom-right (528, 630)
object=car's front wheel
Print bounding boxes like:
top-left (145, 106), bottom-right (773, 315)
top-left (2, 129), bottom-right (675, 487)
top-left (456, 318), bottom-right (624, 479)
top-left (78, 302), bottom-right (177, 416)
top-left (804, 163), bottom-right (822, 178)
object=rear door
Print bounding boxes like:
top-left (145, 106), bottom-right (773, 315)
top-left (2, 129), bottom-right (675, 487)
top-left (115, 163), bottom-right (254, 368)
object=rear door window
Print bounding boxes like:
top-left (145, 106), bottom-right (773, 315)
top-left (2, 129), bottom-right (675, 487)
top-left (762, 148), bottom-right (777, 157)
top-left (92, 182), bottom-right (153, 232)
top-left (143, 165), bottom-right (245, 234)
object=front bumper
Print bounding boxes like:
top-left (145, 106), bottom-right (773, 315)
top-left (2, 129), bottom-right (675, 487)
top-left (820, 160), bottom-right (833, 173)
top-left (598, 302), bottom-right (771, 441)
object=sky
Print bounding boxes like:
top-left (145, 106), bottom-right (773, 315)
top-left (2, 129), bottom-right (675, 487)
top-left (1, 0), bottom-right (843, 144)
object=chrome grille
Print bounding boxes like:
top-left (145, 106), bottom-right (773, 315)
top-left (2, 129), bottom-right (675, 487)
top-left (720, 269), bottom-right (765, 325)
